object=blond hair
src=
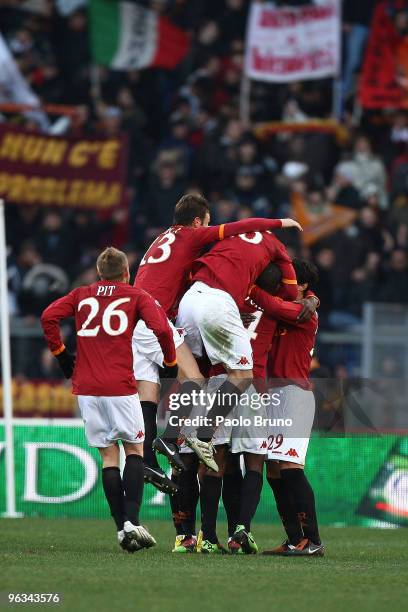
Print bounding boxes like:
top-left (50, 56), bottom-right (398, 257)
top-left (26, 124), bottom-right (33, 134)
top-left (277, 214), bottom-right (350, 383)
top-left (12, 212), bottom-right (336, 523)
top-left (96, 247), bottom-right (128, 280)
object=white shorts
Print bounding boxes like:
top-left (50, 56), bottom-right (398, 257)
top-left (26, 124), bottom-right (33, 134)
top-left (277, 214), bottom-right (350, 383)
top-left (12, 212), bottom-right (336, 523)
top-left (132, 319), bottom-right (184, 384)
top-left (178, 379), bottom-right (267, 455)
top-left (77, 393), bottom-right (145, 448)
top-left (177, 282), bottom-right (253, 371)
top-left (230, 384), bottom-right (268, 455)
top-left (265, 385), bottom-right (315, 465)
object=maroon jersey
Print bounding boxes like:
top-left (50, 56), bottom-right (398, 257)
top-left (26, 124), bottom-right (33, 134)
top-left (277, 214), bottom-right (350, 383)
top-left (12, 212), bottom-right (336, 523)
top-left (250, 285), bottom-right (318, 388)
top-left (41, 281), bottom-right (176, 396)
top-left (241, 299), bottom-right (278, 379)
top-left (209, 298), bottom-right (276, 380)
top-left (134, 218), bottom-right (283, 317)
top-left (192, 231), bottom-right (297, 309)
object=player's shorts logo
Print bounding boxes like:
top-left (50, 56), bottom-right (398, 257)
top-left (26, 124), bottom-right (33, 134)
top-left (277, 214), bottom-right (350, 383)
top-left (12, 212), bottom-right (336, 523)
top-left (237, 356), bottom-right (250, 366)
top-left (136, 430), bottom-right (144, 439)
top-left (285, 448), bottom-right (299, 457)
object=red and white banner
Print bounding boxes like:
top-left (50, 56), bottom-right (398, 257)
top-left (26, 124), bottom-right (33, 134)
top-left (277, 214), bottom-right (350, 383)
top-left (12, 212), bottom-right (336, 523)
top-left (244, 1), bottom-right (340, 83)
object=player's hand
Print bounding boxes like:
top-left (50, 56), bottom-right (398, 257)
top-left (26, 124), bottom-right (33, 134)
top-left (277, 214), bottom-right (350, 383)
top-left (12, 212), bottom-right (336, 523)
top-left (160, 361), bottom-right (179, 379)
top-left (295, 296), bottom-right (319, 322)
top-left (55, 349), bottom-right (76, 379)
top-left (280, 218), bottom-right (303, 231)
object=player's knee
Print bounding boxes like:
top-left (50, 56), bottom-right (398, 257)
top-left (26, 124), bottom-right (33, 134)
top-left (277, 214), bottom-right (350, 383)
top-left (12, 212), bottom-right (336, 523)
top-left (123, 441), bottom-right (144, 457)
top-left (224, 452), bottom-right (241, 475)
top-left (227, 370), bottom-right (253, 392)
top-left (137, 380), bottom-right (160, 403)
top-left (176, 342), bottom-right (204, 381)
top-left (228, 368), bottom-right (253, 380)
top-left (198, 462), bottom-right (224, 480)
top-left (266, 460), bottom-right (281, 479)
top-left (99, 443), bottom-right (120, 468)
top-left (244, 452), bottom-right (264, 474)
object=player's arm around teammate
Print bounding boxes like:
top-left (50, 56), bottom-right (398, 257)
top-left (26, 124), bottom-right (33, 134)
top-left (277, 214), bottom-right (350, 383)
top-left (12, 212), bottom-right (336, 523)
top-left (134, 194), bottom-right (302, 478)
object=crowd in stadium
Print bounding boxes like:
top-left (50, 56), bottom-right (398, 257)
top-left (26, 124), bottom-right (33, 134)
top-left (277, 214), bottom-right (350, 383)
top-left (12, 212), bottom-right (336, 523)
top-left (2, 0), bottom-right (408, 380)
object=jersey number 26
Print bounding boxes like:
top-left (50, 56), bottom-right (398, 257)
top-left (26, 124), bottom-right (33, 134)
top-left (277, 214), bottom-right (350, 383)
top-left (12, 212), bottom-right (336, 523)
top-left (77, 297), bottom-right (130, 337)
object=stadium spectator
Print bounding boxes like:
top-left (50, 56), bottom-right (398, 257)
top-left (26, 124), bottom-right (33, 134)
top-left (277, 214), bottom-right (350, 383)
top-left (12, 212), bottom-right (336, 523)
top-left (1, 0), bottom-right (407, 379)
top-left (349, 136), bottom-right (389, 209)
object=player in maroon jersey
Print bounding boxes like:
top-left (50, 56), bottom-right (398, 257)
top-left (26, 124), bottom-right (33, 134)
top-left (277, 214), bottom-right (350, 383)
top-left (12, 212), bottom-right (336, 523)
top-left (176, 225), bottom-right (299, 467)
top-left (41, 247), bottom-right (177, 553)
top-left (187, 264), bottom-right (318, 554)
top-left (256, 259), bottom-right (324, 557)
top-left (132, 192), bottom-right (302, 485)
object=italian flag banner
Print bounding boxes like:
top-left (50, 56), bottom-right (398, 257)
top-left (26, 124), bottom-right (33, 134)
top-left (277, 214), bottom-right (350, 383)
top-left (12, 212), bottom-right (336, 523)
top-left (89, 0), bottom-right (190, 70)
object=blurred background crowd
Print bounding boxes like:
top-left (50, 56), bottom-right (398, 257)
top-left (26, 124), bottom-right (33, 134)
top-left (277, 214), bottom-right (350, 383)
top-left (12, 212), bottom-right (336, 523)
top-left (1, 0), bottom-right (408, 391)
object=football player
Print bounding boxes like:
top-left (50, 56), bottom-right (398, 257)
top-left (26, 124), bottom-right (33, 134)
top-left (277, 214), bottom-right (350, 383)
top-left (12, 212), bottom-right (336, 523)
top-left (133, 192), bottom-right (301, 484)
top-left (193, 264), bottom-right (318, 554)
top-left (250, 259), bottom-right (324, 557)
top-left (41, 247), bottom-right (177, 552)
top-left (176, 223), bottom-right (300, 474)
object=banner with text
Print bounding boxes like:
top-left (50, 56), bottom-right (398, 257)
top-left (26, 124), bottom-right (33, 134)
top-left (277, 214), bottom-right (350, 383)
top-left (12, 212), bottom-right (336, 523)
top-left (1, 422), bottom-right (407, 526)
top-left (0, 125), bottom-right (128, 209)
top-left (244, 1), bottom-right (340, 83)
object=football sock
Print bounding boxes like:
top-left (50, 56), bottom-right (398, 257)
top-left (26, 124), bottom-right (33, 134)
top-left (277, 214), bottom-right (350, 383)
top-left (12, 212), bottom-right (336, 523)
top-left (222, 471), bottom-right (243, 537)
top-left (169, 473), bottom-right (183, 535)
top-left (197, 380), bottom-right (244, 440)
top-left (178, 468), bottom-right (199, 536)
top-left (238, 470), bottom-right (263, 532)
top-left (280, 468), bottom-right (321, 545)
top-left (200, 475), bottom-right (223, 543)
top-left (163, 381), bottom-right (203, 442)
top-left (141, 401), bottom-right (159, 468)
top-left (102, 466), bottom-right (125, 531)
top-left (123, 454), bottom-right (144, 525)
top-left (267, 476), bottom-right (304, 545)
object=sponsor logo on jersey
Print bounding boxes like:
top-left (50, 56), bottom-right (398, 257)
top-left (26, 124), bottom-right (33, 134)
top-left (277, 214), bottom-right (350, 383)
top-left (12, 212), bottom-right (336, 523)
top-left (237, 356), bottom-right (250, 366)
top-left (285, 448), bottom-right (299, 457)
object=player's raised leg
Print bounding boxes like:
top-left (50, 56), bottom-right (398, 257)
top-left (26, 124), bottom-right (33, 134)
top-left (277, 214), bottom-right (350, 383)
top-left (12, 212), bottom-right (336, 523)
top-left (177, 281), bottom-right (254, 467)
top-left (138, 380), bottom-right (180, 495)
top-left (153, 342), bottom-right (206, 469)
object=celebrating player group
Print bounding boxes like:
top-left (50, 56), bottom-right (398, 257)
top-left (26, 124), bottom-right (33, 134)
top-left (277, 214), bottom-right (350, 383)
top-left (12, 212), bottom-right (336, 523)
top-left (41, 193), bottom-right (324, 557)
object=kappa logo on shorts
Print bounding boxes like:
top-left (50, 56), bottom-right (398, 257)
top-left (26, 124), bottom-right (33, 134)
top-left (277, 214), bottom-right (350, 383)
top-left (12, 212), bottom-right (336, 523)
top-left (136, 430), bottom-right (144, 439)
top-left (285, 448), bottom-right (299, 457)
top-left (237, 356), bottom-right (250, 366)
top-left (260, 440), bottom-right (267, 449)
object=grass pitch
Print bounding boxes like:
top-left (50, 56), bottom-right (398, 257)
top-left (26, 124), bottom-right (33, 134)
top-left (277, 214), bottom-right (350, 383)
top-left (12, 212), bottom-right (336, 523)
top-left (1, 519), bottom-right (407, 612)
